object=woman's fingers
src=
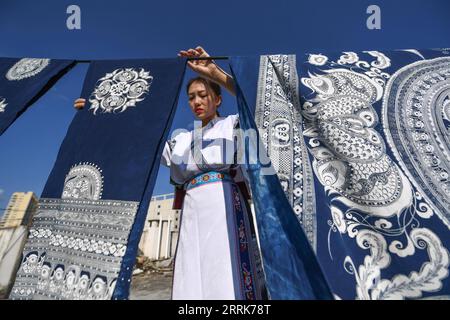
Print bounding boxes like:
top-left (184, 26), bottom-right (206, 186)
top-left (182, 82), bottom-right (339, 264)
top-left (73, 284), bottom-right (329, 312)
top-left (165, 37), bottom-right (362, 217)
top-left (74, 98), bottom-right (86, 109)
top-left (178, 50), bottom-right (192, 57)
top-left (180, 46), bottom-right (208, 56)
top-left (186, 60), bottom-right (195, 69)
top-left (179, 48), bottom-right (209, 65)
top-left (183, 46), bottom-right (213, 74)
top-left (187, 49), bottom-right (200, 56)
top-left (179, 49), bottom-right (202, 67)
top-left (187, 60), bottom-right (202, 71)
top-left (195, 46), bottom-right (209, 57)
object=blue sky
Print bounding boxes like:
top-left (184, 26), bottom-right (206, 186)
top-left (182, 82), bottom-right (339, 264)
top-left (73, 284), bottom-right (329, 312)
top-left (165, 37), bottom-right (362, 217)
top-left (0, 0), bottom-right (449, 213)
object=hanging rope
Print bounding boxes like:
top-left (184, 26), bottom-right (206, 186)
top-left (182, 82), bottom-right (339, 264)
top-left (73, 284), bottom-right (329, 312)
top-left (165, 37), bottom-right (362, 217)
top-left (74, 56), bottom-right (229, 63)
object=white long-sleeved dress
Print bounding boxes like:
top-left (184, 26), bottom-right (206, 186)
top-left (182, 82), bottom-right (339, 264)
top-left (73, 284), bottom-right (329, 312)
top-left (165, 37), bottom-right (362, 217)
top-left (161, 114), bottom-right (265, 300)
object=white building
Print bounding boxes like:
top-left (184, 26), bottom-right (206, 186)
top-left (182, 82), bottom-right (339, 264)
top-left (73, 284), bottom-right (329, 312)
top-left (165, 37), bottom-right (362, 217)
top-left (138, 192), bottom-right (261, 263)
top-left (0, 192), bottom-right (38, 297)
top-left (138, 193), bottom-right (180, 261)
top-left (0, 191), bottom-right (37, 229)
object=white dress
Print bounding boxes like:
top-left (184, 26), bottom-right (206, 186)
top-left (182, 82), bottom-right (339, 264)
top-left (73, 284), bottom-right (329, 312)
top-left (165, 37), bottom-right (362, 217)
top-left (161, 114), bottom-right (266, 300)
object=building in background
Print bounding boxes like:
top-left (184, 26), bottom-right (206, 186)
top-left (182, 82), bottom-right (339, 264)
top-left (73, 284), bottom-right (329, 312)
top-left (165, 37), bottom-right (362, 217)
top-left (0, 192), bottom-right (38, 228)
top-left (139, 193), bottom-right (180, 261)
top-left (138, 192), bottom-right (260, 263)
top-left (0, 192), bottom-right (38, 298)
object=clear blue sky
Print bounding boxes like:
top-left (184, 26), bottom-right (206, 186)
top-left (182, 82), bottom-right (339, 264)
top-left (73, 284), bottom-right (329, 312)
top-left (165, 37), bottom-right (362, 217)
top-left (1, 0), bottom-right (449, 213)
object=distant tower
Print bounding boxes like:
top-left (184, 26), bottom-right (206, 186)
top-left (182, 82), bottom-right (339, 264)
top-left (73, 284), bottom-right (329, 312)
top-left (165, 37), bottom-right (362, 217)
top-left (0, 192), bottom-right (38, 229)
top-left (0, 192), bottom-right (38, 298)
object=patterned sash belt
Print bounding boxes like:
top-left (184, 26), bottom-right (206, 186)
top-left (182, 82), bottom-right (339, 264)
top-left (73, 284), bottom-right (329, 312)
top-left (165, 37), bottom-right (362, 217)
top-left (185, 171), bottom-right (233, 190)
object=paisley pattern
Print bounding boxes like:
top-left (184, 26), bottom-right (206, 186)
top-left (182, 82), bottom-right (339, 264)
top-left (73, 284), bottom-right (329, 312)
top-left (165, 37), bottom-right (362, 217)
top-left (89, 68), bottom-right (153, 115)
top-left (302, 68), bottom-right (412, 216)
top-left (299, 49), bottom-right (450, 300)
top-left (6, 58), bottom-right (50, 80)
top-left (344, 228), bottom-right (449, 300)
top-left (383, 57), bottom-right (450, 227)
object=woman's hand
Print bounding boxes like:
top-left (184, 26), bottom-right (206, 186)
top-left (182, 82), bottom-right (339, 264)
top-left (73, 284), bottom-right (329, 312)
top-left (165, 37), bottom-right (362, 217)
top-left (178, 46), bottom-right (235, 96)
top-left (74, 98), bottom-right (86, 110)
top-left (178, 46), bottom-right (219, 81)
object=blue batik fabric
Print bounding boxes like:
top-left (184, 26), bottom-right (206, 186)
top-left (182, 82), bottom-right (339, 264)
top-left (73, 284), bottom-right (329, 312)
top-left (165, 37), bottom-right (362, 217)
top-left (0, 58), bottom-right (74, 135)
top-left (230, 56), bottom-right (333, 300)
top-left (10, 58), bottom-right (186, 300)
top-left (299, 48), bottom-right (450, 299)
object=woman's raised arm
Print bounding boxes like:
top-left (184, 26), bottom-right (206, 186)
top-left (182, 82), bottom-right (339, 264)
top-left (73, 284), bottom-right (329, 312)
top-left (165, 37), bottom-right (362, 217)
top-left (178, 46), bottom-right (236, 96)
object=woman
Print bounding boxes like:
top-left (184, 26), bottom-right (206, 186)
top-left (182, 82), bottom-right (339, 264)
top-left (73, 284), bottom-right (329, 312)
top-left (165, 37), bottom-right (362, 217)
top-left (74, 47), bottom-right (266, 300)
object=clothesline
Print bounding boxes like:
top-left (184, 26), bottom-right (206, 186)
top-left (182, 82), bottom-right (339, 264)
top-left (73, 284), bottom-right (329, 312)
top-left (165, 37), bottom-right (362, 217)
top-left (74, 56), bottom-right (229, 63)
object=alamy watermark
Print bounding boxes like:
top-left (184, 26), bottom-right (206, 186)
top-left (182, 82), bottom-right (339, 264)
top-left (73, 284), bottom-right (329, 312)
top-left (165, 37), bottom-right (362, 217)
top-left (66, 5), bottom-right (81, 30)
top-left (170, 120), bottom-right (278, 176)
top-left (366, 5), bottom-right (381, 30)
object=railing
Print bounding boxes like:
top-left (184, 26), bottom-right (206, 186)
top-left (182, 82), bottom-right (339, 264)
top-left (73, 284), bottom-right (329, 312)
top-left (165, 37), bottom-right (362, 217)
top-left (150, 193), bottom-right (174, 202)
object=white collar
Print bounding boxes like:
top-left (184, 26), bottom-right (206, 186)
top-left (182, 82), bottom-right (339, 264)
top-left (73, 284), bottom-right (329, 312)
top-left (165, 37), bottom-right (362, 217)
top-left (203, 116), bottom-right (223, 130)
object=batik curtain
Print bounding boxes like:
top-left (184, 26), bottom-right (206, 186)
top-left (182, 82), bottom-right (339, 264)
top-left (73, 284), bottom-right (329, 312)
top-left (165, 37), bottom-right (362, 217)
top-left (298, 48), bottom-right (450, 300)
top-left (230, 56), bottom-right (333, 300)
top-left (0, 58), bottom-right (75, 135)
top-left (10, 58), bottom-right (186, 300)
top-left (231, 48), bottom-right (450, 300)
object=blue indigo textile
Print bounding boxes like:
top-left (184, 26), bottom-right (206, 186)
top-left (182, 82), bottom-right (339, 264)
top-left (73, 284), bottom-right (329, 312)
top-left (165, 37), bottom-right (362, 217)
top-left (299, 48), bottom-right (450, 299)
top-left (10, 58), bottom-right (186, 300)
top-left (0, 58), bottom-right (74, 135)
top-left (230, 56), bottom-right (333, 300)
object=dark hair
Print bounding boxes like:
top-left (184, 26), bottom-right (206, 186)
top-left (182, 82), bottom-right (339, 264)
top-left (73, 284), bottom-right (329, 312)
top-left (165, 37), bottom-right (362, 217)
top-left (186, 77), bottom-right (222, 116)
top-left (187, 76), bottom-right (221, 97)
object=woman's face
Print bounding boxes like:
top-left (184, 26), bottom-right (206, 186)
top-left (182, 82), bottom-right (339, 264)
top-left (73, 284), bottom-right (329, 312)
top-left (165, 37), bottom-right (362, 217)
top-left (188, 81), bottom-right (221, 121)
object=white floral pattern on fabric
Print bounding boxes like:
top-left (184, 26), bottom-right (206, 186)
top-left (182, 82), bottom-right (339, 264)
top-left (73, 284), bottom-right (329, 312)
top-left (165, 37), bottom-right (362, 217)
top-left (10, 198), bottom-right (138, 300)
top-left (383, 57), bottom-right (450, 228)
top-left (300, 50), bottom-right (450, 300)
top-left (302, 67), bottom-right (412, 216)
top-left (255, 55), bottom-right (317, 248)
top-left (29, 228), bottom-right (127, 257)
top-left (10, 163), bottom-right (139, 300)
top-left (6, 58), bottom-right (50, 80)
top-left (308, 54), bottom-right (328, 66)
top-left (337, 52), bottom-right (359, 65)
top-left (364, 51), bottom-right (391, 69)
top-left (0, 97), bottom-right (6, 113)
top-left (62, 163), bottom-right (103, 200)
top-left (344, 228), bottom-right (449, 300)
top-left (89, 68), bottom-right (153, 115)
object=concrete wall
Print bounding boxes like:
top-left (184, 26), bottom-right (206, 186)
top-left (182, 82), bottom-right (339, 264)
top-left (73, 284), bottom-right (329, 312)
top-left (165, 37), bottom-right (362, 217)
top-left (138, 194), bottom-right (180, 261)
